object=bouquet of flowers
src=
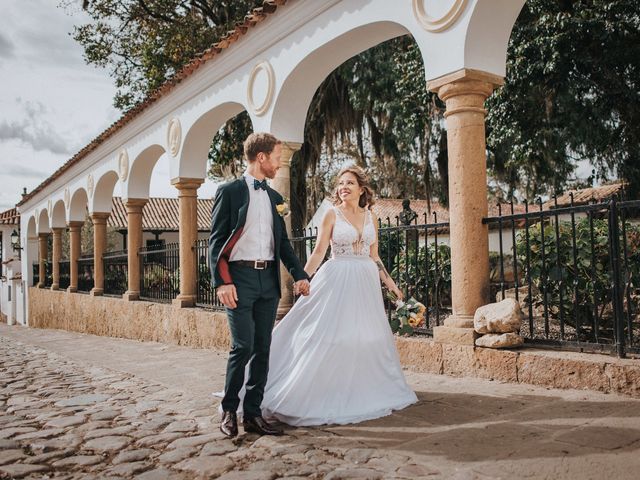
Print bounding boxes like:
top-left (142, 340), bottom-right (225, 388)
top-left (387, 291), bottom-right (426, 335)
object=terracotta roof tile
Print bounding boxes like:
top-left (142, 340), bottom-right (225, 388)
top-left (18, 0), bottom-right (290, 208)
top-left (108, 197), bottom-right (213, 232)
top-left (544, 183), bottom-right (625, 209)
top-left (0, 208), bottom-right (19, 226)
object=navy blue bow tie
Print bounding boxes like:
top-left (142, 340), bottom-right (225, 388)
top-left (253, 179), bottom-right (267, 191)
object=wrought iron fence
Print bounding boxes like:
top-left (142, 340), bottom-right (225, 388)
top-left (31, 261), bottom-right (52, 288)
top-left (484, 196), bottom-right (640, 357)
top-left (194, 238), bottom-right (224, 309)
top-left (291, 213), bottom-right (452, 334)
top-left (140, 242), bottom-right (179, 302)
top-left (59, 260), bottom-right (70, 290)
top-left (77, 255), bottom-right (94, 293)
top-left (104, 250), bottom-right (128, 296)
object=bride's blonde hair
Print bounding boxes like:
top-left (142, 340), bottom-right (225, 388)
top-left (332, 165), bottom-right (375, 210)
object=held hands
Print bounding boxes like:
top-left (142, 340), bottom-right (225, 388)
top-left (293, 279), bottom-right (310, 296)
top-left (217, 284), bottom-right (238, 309)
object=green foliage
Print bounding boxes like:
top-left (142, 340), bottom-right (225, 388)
top-left (392, 240), bottom-right (452, 311)
top-left (487, 0), bottom-right (640, 199)
top-left (68, 0), bottom-right (261, 111)
top-left (515, 216), bottom-right (640, 338)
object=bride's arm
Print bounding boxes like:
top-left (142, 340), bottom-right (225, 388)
top-left (304, 209), bottom-right (335, 276)
top-left (369, 211), bottom-right (404, 300)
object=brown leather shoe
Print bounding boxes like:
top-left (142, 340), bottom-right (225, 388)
top-left (220, 411), bottom-right (238, 438)
top-left (243, 416), bottom-right (283, 436)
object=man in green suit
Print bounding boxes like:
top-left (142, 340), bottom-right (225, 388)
top-left (209, 132), bottom-right (310, 437)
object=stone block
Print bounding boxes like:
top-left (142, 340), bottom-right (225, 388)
top-left (442, 344), bottom-right (518, 382)
top-left (475, 332), bottom-right (524, 349)
top-left (395, 337), bottom-right (443, 374)
top-left (433, 326), bottom-right (477, 345)
top-left (474, 298), bottom-right (523, 334)
top-left (604, 363), bottom-right (640, 398)
top-left (516, 352), bottom-right (609, 393)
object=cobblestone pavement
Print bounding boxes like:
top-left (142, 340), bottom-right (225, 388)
top-left (1, 324), bottom-right (640, 479)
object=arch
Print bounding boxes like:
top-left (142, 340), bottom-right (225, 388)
top-left (26, 215), bottom-right (36, 239)
top-left (126, 144), bottom-right (166, 199)
top-left (50, 200), bottom-right (66, 229)
top-left (464, 0), bottom-right (526, 76)
top-left (68, 188), bottom-right (89, 223)
top-left (36, 208), bottom-right (51, 235)
top-left (268, 21), bottom-right (410, 142)
top-left (177, 102), bottom-right (248, 180)
top-left (92, 170), bottom-right (119, 213)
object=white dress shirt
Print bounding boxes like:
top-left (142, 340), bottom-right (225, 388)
top-left (229, 173), bottom-right (275, 261)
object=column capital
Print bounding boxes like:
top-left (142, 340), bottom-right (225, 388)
top-left (427, 68), bottom-right (504, 94)
top-left (124, 198), bottom-right (148, 213)
top-left (171, 177), bottom-right (204, 190)
top-left (90, 212), bottom-right (111, 224)
top-left (279, 141), bottom-right (302, 166)
top-left (38, 232), bottom-right (49, 239)
top-left (52, 227), bottom-right (64, 235)
top-left (67, 221), bottom-right (84, 229)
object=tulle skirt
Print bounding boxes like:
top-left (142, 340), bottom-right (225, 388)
top-left (261, 255), bottom-right (417, 426)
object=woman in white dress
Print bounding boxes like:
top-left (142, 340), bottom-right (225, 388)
top-left (261, 166), bottom-right (418, 426)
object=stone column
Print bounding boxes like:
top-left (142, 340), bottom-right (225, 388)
top-left (90, 212), bottom-right (110, 296)
top-left (67, 221), bottom-right (83, 293)
top-left (37, 233), bottom-right (48, 289)
top-left (427, 69), bottom-right (503, 345)
top-left (123, 199), bottom-right (147, 301)
top-left (171, 178), bottom-right (204, 308)
top-left (51, 228), bottom-right (63, 290)
top-left (271, 141), bottom-right (302, 319)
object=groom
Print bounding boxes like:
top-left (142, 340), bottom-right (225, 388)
top-left (209, 132), bottom-right (310, 438)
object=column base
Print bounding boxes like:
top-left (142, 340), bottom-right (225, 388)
top-left (51, 285), bottom-right (59, 291)
top-left (122, 291), bottom-right (140, 301)
top-left (67, 286), bottom-right (77, 293)
top-left (90, 288), bottom-right (104, 297)
top-left (37, 283), bottom-right (45, 289)
top-left (444, 314), bottom-right (474, 328)
top-left (172, 295), bottom-right (195, 308)
top-left (433, 326), bottom-right (478, 345)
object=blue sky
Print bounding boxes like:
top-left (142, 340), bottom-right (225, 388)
top-left (0, 1), bottom-right (219, 213)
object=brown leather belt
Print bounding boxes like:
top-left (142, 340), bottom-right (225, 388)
top-left (229, 260), bottom-right (275, 270)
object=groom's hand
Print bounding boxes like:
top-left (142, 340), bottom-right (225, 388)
top-left (293, 279), bottom-right (310, 296)
top-left (217, 284), bottom-right (238, 309)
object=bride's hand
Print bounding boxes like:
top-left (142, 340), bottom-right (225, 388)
top-left (391, 286), bottom-right (404, 301)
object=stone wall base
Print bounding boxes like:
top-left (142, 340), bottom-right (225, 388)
top-left (29, 288), bottom-right (640, 399)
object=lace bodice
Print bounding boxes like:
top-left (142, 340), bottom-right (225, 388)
top-left (330, 206), bottom-right (376, 257)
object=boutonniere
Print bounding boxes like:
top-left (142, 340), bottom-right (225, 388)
top-left (276, 199), bottom-right (290, 217)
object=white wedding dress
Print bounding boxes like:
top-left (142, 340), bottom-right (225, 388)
top-left (261, 206), bottom-right (418, 426)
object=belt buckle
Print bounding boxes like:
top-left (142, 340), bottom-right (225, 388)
top-left (254, 260), bottom-right (266, 270)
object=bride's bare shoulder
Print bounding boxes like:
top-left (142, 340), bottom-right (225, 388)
top-left (322, 207), bottom-right (337, 224)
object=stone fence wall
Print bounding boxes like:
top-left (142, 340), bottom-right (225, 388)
top-left (28, 288), bottom-right (640, 399)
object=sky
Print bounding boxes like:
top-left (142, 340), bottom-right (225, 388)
top-left (0, 0), bottom-right (217, 214)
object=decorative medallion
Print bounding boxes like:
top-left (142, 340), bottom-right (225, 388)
top-left (64, 187), bottom-right (70, 209)
top-left (412, 0), bottom-right (468, 33)
top-left (167, 118), bottom-right (182, 157)
top-left (87, 174), bottom-right (94, 198)
top-left (118, 149), bottom-right (129, 182)
top-left (247, 61), bottom-right (275, 116)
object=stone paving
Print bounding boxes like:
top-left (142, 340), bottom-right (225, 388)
top-left (1, 324), bottom-right (640, 479)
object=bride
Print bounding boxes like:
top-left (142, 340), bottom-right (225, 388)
top-left (261, 165), bottom-right (418, 426)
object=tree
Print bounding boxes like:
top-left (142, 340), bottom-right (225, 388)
top-left (487, 0), bottom-right (640, 200)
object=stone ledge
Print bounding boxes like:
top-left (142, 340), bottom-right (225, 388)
top-left (28, 288), bottom-right (640, 399)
